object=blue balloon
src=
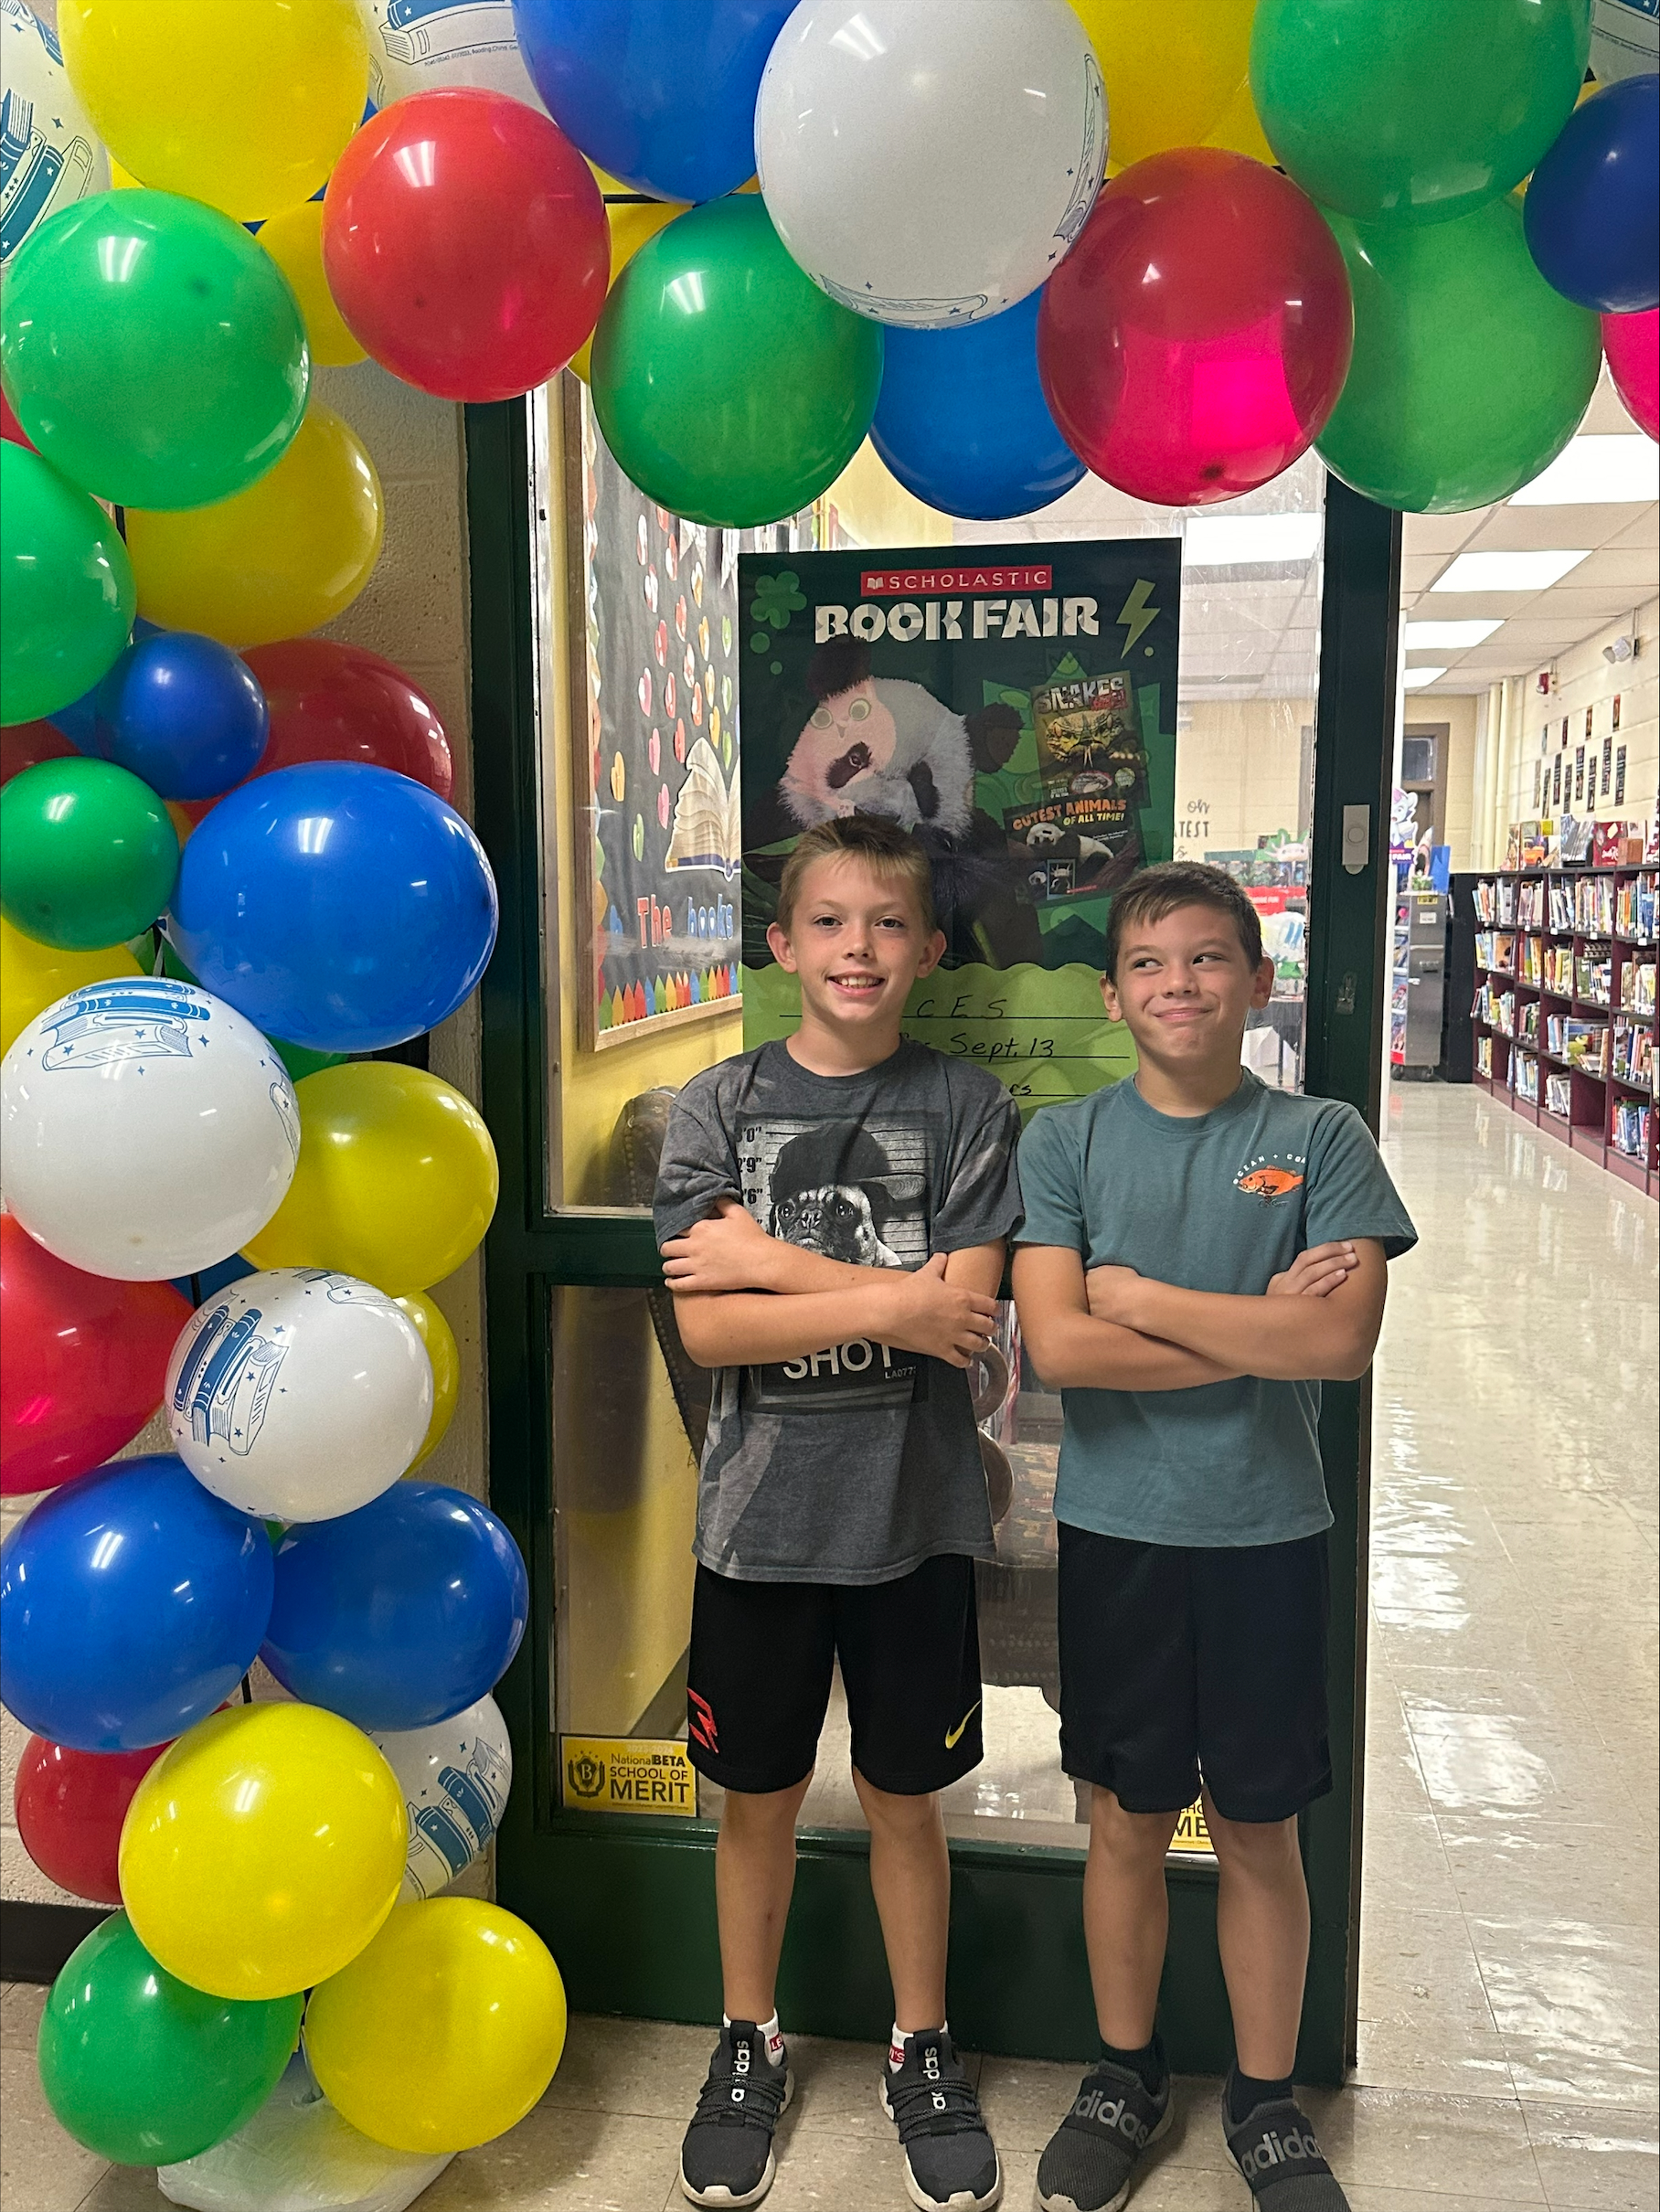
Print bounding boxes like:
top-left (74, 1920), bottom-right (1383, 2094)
top-left (167, 761), bottom-right (498, 1053)
top-left (261, 1481), bottom-right (528, 1732)
top-left (0, 1456), bottom-right (273, 1752)
top-left (870, 292), bottom-right (1086, 521)
top-left (1525, 74), bottom-right (1659, 315)
top-left (80, 632), bottom-right (268, 802)
top-left (511, 0), bottom-right (794, 202)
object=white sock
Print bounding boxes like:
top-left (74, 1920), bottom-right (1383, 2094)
top-left (725, 2012), bottom-right (785, 2067)
top-left (889, 2021), bottom-right (947, 2071)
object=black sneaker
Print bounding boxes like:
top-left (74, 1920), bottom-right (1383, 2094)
top-left (1036, 2053), bottom-right (1172, 2212)
top-left (679, 2021), bottom-right (793, 2208)
top-left (879, 2028), bottom-right (1002, 2210)
top-left (1222, 2068), bottom-right (1350, 2209)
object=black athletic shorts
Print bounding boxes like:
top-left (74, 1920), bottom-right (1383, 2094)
top-left (686, 1552), bottom-right (984, 1798)
top-left (1058, 1523), bottom-right (1332, 1824)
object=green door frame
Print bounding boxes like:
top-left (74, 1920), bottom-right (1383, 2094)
top-left (467, 393), bottom-right (1403, 2079)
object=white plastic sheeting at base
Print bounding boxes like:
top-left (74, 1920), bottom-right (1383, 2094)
top-left (157, 2056), bottom-right (452, 2212)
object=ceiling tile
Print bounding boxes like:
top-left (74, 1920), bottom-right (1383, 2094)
top-left (1469, 502), bottom-right (1653, 552)
top-left (1403, 511), bottom-right (1489, 554)
top-left (1567, 547), bottom-right (1660, 590)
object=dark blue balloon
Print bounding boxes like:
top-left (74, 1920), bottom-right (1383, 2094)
top-left (261, 1481), bottom-right (529, 1732)
top-left (80, 631), bottom-right (268, 801)
top-left (1525, 74), bottom-right (1659, 315)
top-left (167, 761), bottom-right (498, 1053)
top-left (0, 1455), bottom-right (273, 1752)
top-left (511, 0), bottom-right (793, 202)
top-left (871, 291), bottom-right (1086, 521)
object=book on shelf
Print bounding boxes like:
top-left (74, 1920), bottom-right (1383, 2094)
top-left (1576, 953), bottom-right (1612, 1004)
top-left (1519, 821), bottom-right (1549, 870)
top-left (1544, 1069), bottom-right (1571, 1118)
top-left (1559, 815), bottom-right (1594, 866)
top-left (1612, 1023), bottom-right (1655, 1088)
top-left (1477, 1035), bottom-right (1494, 1079)
top-left (1504, 825), bottom-right (1523, 871)
top-left (1514, 1053), bottom-right (1540, 1104)
top-left (1612, 1099), bottom-right (1653, 1160)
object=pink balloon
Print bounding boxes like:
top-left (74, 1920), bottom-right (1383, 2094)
top-left (1603, 308), bottom-right (1658, 441)
top-left (1038, 148), bottom-right (1354, 507)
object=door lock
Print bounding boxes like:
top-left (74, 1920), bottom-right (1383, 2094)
top-left (1341, 804), bottom-right (1371, 874)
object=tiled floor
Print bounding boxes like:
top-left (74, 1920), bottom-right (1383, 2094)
top-left (2, 1083), bottom-right (1655, 2211)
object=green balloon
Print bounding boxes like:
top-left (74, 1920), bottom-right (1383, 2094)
top-left (1316, 197), bottom-right (1601, 515)
top-left (0, 441), bottom-right (135, 726)
top-left (1, 188), bottom-right (310, 512)
top-left (591, 196), bottom-right (883, 529)
top-left (160, 933), bottom-right (342, 1079)
top-left (1, 758), bottom-right (180, 949)
top-left (37, 1912), bottom-right (301, 2166)
top-left (1250, 0), bottom-right (1589, 226)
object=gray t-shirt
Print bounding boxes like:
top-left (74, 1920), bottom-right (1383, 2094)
top-left (1016, 1070), bottom-right (1417, 1547)
top-left (654, 1039), bottom-right (1024, 1585)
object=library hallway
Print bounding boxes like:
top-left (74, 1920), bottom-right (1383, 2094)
top-left (3, 1083), bottom-right (1656, 2212)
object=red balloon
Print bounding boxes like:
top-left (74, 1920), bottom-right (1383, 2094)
top-left (15, 1733), bottom-right (171, 1904)
top-left (322, 88), bottom-right (609, 402)
top-left (1, 387), bottom-right (35, 451)
top-left (182, 639), bottom-right (453, 824)
top-left (1603, 308), bottom-right (1658, 441)
top-left (0, 1217), bottom-right (191, 1495)
top-left (1, 720), bottom-right (77, 784)
top-left (1038, 148), bottom-right (1354, 507)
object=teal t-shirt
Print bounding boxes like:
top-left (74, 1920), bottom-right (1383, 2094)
top-left (1015, 1070), bottom-right (1417, 1548)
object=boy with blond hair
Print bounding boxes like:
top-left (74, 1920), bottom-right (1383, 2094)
top-left (655, 814), bottom-right (1022, 2212)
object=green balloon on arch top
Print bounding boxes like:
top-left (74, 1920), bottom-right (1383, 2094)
top-left (1250, 0), bottom-right (1590, 229)
top-left (1315, 195), bottom-right (1601, 516)
top-left (590, 194), bottom-right (884, 531)
top-left (1, 187), bottom-right (309, 513)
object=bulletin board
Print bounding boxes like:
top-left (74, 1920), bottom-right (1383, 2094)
top-left (563, 380), bottom-right (745, 1050)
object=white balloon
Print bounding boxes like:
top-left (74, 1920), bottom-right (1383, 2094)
top-left (166, 1268), bottom-right (433, 1522)
top-left (0, 0), bottom-right (111, 267)
top-left (755, 0), bottom-right (1106, 329)
top-left (355, 0), bottom-right (548, 112)
top-left (371, 1695), bottom-right (512, 1901)
top-left (0, 978), bottom-right (298, 1281)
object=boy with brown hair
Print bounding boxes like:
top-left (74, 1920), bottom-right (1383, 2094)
top-left (1012, 861), bottom-right (1416, 2212)
top-left (654, 814), bottom-right (1022, 2212)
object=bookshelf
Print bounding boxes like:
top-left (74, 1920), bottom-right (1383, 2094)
top-left (1470, 864), bottom-right (1658, 1196)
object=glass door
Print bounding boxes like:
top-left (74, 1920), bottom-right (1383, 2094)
top-left (468, 386), bottom-right (1401, 2076)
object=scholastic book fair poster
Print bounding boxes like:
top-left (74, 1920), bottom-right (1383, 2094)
top-left (739, 539), bottom-right (1182, 1113)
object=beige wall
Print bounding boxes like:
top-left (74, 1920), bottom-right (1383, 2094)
top-left (1173, 698), bottom-right (1314, 855)
top-left (0, 361), bottom-right (487, 1907)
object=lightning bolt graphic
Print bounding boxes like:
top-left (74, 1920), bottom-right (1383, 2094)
top-left (1117, 579), bottom-right (1160, 653)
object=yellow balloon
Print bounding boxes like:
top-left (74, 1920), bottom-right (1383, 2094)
top-left (59, 0), bottom-right (369, 222)
top-left (571, 197), bottom-right (687, 382)
top-left (120, 1703), bottom-right (407, 2003)
top-left (395, 1291), bottom-right (460, 1470)
top-left (108, 158), bottom-right (142, 189)
top-left (305, 1900), bottom-right (568, 2154)
top-left (0, 916), bottom-right (141, 1058)
top-left (1202, 74), bottom-right (1277, 165)
top-left (258, 201), bottom-right (367, 368)
top-left (126, 403), bottom-right (384, 649)
top-left (242, 1062), bottom-right (498, 1296)
top-left (1069, 0), bottom-right (1256, 168)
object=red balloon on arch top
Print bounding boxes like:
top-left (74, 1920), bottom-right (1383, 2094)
top-left (322, 87), bottom-right (610, 403)
top-left (1038, 147), bottom-right (1355, 508)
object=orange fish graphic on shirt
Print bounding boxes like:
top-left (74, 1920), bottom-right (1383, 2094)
top-left (1235, 1164), bottom-right (1304, 1201)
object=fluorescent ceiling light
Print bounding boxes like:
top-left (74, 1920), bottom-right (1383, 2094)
top-left (1401, 665), bottom-right (1447, 689)
top-left (1510, 434), bottom-right (1660, 505)
top-left (1431, 550), bottom-right (1590, 593)
top-left (1404, 619), bottom-right (1503, 648)
top-left (1184, 513), bottom-right (1322, 566)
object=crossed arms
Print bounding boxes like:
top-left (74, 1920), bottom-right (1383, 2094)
top-left (1010, 1239), bottom-right (1389, 1391)
top-left (662, 1197), bottom-right (1004, 1370)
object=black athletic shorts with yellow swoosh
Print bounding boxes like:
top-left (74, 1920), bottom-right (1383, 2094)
top-left (686, 1553), bottom-right (984, 1797)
